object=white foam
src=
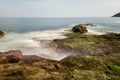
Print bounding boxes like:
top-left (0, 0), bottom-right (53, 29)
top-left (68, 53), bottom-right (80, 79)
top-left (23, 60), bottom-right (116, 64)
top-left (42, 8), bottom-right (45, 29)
top-left (0, 28), bottom-right (71, 61)
top-left (87, 25), bottom-right (106, 35)
top-left (21, 47), bottom-right (69, 61)
top-left (70, 24), bottom-right (107, 35)
top-left (87, 29), bottom-right (106, 35)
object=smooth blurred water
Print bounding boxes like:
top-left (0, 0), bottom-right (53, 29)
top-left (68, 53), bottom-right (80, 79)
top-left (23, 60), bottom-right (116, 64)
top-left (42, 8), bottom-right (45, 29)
top-left (0, 17), bottom-right (120, 33)
top-left (0, 17), bottom-right (120, 60)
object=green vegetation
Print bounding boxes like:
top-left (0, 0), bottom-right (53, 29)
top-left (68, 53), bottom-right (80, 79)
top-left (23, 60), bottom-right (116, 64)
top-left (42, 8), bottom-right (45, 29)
top-left (61, 54), bottom-right (120, 77)
top-left (64, 33), bottom-right (96, 48)
top-left (114, 65), bottom-right (120, 70)
top-left (0, 54), bottom-right (120, 80)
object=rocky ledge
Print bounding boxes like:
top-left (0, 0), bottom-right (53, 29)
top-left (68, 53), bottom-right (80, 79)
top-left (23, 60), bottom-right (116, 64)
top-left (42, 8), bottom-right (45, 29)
top-left (53, 24), bottom-right (120, 56)
top-left (0, 50), bottom-right (45, 64)
top-left (0, 50), bottom-right (120, 80)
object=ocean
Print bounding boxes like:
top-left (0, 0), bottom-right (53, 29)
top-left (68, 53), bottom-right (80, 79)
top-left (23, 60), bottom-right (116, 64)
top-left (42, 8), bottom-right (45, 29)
top-left (0, 17), bottom-right (120, 60)
top-left (0, 17), bottom-right (120, 33)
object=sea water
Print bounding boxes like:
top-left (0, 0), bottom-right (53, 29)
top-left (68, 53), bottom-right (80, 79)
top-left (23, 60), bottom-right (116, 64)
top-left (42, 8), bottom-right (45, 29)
top-left (0, 17), bottom-right (120, 60)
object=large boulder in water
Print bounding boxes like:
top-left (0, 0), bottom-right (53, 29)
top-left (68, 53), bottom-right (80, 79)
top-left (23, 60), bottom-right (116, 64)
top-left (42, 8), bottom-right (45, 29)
top-left (0, 30), bottom-right (5, 37)
top-left (72, 24), bottom-right (88, 33)
top-left (0, 50), bottom-right (23, 63)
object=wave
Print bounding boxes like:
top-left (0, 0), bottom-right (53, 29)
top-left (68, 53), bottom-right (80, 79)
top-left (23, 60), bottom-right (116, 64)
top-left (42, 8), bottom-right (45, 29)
top-left (87, 25), bottom-right (106, 35)
top-left (87, 24), bottom-right (120, 35)
top-left (0, 28), bottom-right (70, 61)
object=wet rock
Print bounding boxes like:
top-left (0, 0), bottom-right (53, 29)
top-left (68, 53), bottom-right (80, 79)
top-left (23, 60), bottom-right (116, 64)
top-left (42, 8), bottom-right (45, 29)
top-left (0, 50), bottom-right (22, 63)
top-left (72, 23), bottom-right (96, 33)
top-left (72, 24), bottom-right (88, 33)
top-left (0, 30), bottom-right (5, 37)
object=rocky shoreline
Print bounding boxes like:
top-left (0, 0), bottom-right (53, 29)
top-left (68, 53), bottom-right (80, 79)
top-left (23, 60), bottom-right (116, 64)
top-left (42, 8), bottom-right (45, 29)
top-left (0, 50), bottom-right (120, 80)
top-left (0, 24), bottom-right (120, 80)
top-left (53, 24), bottom-right (120, 56)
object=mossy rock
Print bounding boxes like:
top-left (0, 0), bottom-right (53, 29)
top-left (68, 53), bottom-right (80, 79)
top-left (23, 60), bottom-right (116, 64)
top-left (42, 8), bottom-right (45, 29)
top-left (0, 54), bottom-right (120, 80)
top-left (54, 32), bottom-right (120, 56)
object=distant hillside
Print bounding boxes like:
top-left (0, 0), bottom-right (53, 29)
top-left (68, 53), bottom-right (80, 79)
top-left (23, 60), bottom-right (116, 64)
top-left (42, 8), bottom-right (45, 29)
top-left (112, 12), bottom-right (120, 17)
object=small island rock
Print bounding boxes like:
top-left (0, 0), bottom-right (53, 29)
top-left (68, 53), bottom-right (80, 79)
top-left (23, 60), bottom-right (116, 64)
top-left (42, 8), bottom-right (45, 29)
top-left (0, 30), bottom-right (5, 37)
top-left (112, 12), bottom-right (120, 17)
top-left (72, 24), bottom-right (88, 33)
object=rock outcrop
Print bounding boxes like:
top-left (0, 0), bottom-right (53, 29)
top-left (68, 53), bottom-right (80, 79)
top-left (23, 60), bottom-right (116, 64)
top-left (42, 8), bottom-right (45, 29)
top-left (0, 53), bottom-right (120, 80)
top-left (0, 50), bottom-right (22, 63)
top-left (72, 24), bottom-right (96, 33)
top-left (72, 24), bottom-right (88, 33)
top-left (0, 30), bottom-right (5, 37)
top-left (112, 12), bottom-right (120, 17)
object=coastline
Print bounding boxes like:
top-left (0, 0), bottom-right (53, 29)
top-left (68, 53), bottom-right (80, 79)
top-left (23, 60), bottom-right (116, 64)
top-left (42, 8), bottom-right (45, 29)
top-left (0, 24), bottom-right (120, 79)
top-left (0, 28), bottom-right (69, 60)
top-left (0, 25), bottom-right (120, 60)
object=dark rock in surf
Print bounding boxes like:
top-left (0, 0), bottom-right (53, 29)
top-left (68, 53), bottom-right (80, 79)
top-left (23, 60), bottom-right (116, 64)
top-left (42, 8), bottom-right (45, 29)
top-left (0, 30), bottom-right (5, 37)
top-left (72, 24), bottom-right (88, 33)
top-left (72, 23), bottom-right (96, 33)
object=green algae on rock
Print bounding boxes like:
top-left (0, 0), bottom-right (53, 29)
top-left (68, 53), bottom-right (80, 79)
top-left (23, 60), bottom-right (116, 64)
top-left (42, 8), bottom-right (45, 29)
top-left (0, 54), bottom-right (120, 80)
top-left (53, 32), bottom-right (120, 56)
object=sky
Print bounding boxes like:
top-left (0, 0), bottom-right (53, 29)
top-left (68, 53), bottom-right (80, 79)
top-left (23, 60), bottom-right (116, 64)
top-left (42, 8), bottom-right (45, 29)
top-left (0, 0), bottom-right (120, 17)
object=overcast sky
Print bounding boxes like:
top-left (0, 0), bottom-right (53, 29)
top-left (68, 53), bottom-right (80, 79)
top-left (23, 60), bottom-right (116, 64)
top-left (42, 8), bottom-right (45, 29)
top-left (0, 0), bottom-right (120, 17)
